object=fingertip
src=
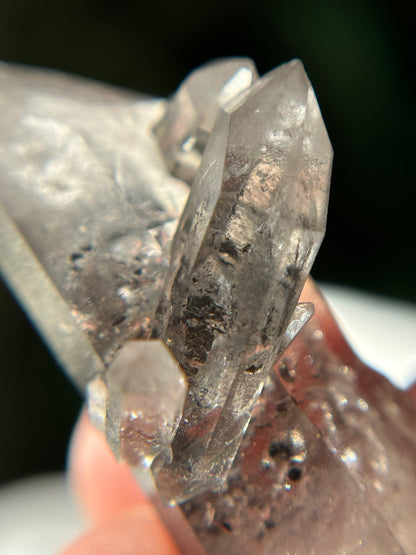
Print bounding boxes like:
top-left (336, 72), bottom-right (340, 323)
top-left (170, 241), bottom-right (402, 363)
top-left (60, 505), bottom-right (181, 555)
top-left (69, 410), bottom-right (147, 524)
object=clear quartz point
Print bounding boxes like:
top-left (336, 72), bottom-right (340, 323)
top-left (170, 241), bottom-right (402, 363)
top-left (154, 57), bottom-right (258, 184)
top-left (152, 59), bottom-right (332, 503)
top-left (104, 340), bottom-right (187, 468)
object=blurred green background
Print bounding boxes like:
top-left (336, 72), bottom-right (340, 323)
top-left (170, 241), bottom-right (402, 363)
top-left (0, 0), bottom-right (414, 485)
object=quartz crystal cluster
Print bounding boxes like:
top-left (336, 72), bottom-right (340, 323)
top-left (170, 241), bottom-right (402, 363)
top-left (1, 58), bottom-right (416, 554)
top-left (151, 58), bottom-right (331, 503)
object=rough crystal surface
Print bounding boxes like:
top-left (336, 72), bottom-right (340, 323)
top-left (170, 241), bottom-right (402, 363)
top-left (181, 282), bottom-right (416, 554)
top-left (280, 280), bottom-right (416, 554)
top-left (154, 58), bottom-right (258, 184)
top-left (105, 340), bottom-right (186, 467)
top-left (152, 59), bottom-right (332, 503)
top-left (0, 63), bottom-right (188, 388)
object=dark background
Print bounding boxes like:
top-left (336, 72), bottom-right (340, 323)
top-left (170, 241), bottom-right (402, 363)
top-left (0, 0), bottom-right (414, 485)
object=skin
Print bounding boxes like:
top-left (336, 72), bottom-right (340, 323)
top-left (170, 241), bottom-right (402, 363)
top-left (61, 279), bottom-right (416, 554)
top-left (62, 411), bottom-right (182, 555)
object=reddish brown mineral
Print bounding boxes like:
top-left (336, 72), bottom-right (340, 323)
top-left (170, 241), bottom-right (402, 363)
top-left (181, 280), bottom-right (416, 554)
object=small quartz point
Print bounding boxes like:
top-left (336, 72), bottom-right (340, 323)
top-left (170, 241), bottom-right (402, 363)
top-left (104, 340), bottom-right (187, 468)
top-left (152, 60), bottom-right (332, 503)
top-left (154, 58), bottom-right (258, 184)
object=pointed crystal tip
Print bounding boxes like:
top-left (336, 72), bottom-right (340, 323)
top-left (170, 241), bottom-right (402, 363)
top-left (154, 57), bottom-right (258, 184)
top-left (151, 59), bottom-right (332, 503)
top-left (103, 340), bottom-right (187, 468)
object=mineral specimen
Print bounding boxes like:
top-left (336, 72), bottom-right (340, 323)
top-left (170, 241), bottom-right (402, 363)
top-left (0, 58), bottom-right (333, 504)
top-left (1, 58), bottom-right (415, 555)
top-left (152, 59), bottom-right (332, 503)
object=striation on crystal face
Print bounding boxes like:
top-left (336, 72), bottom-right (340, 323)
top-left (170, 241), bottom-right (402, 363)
top-left (151, 59), bottom-right (332, 503)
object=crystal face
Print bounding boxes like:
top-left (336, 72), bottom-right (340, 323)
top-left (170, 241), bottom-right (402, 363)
top-left (154, 57), bottom-right (258, 184)
top-left (151, 59), bottom-right (332, 503)
top-left (104, 340), bottom-right (186, 468)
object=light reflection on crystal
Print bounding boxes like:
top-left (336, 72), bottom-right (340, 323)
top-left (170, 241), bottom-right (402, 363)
top-left (340, 447), bottom-right (358, 467)
top-left (357, 398), bottom-right (369, 411)
top-left (86, 375), bottom-right (107, 435)
top-left (154, 58), bottom-right (258, 184)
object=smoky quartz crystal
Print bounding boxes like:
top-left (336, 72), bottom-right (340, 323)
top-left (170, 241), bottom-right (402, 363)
top-left (1, 57), bottom-right (416, 554)
top-left (151, 59), bottom-right (331, 503)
